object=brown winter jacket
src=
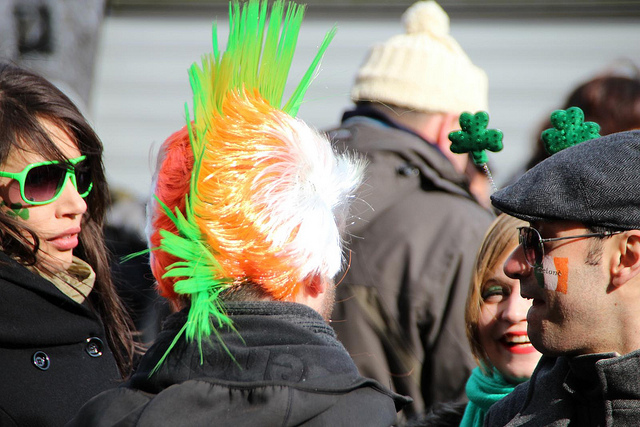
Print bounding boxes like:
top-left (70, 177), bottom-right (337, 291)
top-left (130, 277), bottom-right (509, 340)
top-left (329, 109), bottom-right (494, 418)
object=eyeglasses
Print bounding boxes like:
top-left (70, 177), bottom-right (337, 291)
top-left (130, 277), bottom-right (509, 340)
top-left (517, 226), bottom-right (623, 267)
top-left (0, 155), bottom-right (93, 205)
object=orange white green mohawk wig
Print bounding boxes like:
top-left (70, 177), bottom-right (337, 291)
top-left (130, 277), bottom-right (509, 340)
top-left (148, 0), bottom-right (364, 361)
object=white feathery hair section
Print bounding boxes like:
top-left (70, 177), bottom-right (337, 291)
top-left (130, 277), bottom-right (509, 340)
top-left (250, 109), bottom-right (366, 282)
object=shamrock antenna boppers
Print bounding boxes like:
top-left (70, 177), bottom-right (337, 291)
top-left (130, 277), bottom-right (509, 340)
top-left (542, 106), bottom-right (601, 155)
top-left (448, 111), bottom-right (503, 192)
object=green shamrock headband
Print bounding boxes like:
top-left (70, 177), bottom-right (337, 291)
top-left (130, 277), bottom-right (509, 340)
top-left (448, 111), bottom-right (503, 192)
top-left (542, 106), bottom-right (601, 155)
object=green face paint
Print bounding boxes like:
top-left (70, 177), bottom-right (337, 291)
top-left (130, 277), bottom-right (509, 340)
top-left (1, 201), bottom-right (29, 220)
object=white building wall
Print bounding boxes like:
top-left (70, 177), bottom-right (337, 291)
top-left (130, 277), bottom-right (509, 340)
top-left (91, 12), bottom-right (640, 199)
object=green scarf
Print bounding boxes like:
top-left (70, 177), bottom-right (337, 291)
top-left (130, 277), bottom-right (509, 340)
top-left (459, 366), bottom-right (518, 427)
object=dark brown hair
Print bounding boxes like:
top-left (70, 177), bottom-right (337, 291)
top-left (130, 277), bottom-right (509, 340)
top-left (0, 62), bottom-right (135, 376)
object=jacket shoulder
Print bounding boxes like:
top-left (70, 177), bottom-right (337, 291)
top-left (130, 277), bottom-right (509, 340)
top-left (484, 356), bottom-right (565, 427)
top-left (484, 381), bottom-right (530, 426)
top-left (67, 387), bottom-right (151, 426)
top-left (329, 120), bottom-right (492, 235)
top-left (69, 378), bottom-right (402, 427)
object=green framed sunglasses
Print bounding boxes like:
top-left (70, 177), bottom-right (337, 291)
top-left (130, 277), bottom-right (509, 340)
top-left (0, 155), bottom-right (93, 205)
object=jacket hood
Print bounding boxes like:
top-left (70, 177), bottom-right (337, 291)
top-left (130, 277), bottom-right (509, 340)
top-left (328, 108), bottom-right (476, 233)
top-left (130, 302), bottom-right (410, 410)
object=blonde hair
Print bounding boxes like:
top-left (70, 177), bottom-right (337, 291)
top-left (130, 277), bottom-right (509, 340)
top-left (465, 214), bottom-right (526, 372)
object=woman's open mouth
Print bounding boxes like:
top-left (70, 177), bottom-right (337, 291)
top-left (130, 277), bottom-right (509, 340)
top-left (500, 333), bottom-right (537, 354)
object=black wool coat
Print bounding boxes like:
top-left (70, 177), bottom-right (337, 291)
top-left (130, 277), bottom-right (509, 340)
top-left (0, 252), bottom-right (121, 427)
top-left (70, 301), bottom-right (411, 426)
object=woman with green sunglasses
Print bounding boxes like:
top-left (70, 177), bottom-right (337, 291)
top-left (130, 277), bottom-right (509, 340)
top-left (0, 154), bottom-right (93, 206)
top-left (0, 63), bottom-right (136, 426)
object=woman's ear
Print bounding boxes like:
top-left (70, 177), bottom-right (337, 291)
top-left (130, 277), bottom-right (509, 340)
top-left (611, 231), bottom-right (640, 288)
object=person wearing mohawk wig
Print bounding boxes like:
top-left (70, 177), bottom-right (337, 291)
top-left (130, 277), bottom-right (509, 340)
top-left (69, 1), bottom-right (410, 425)
top-left (328, 0), bottom-right (494, 418)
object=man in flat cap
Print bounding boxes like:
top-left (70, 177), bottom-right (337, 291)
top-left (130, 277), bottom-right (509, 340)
top-left (485, 130), bottom-right (640, 426)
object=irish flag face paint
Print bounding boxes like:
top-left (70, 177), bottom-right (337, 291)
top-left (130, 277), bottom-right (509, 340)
top-left (534, 257), bottom-right (569, 293)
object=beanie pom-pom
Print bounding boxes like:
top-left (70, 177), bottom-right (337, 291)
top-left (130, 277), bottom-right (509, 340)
top-left (403, 1), bottom-right (450, 37)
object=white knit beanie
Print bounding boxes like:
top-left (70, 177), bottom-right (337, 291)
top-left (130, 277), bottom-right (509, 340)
top-left (351, 1), bottom-right (488, 114)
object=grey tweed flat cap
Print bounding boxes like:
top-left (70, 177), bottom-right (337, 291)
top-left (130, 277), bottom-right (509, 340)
top-left (491, 130), bottom-right (640, 229)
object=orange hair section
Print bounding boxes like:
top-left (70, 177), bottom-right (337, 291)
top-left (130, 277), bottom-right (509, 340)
top-left (193, 89), bottom-right (304, 300)
top-left (149, 126), bottom-right (193, 303)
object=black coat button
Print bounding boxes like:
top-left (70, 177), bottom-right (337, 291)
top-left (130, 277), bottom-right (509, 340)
top-left (85, 337), bottom-right (104, 357)
top-left (33, 351), bottom-right (50, 370)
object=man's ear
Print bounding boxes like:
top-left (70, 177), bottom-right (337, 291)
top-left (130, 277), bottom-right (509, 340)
top-left (611, 231), bottom-right (640, 288)
top-left (433, 113), bottom-right (468, 174)
top-left (302, 273), bottom-right (326, 298)
top-left (435, 112), bottom-right (460, 150)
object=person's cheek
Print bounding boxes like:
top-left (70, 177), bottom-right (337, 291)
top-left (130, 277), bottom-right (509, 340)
top-left (5, 181), bottom-right (24, 205)
top-left (534, 256), bottom-right (568, 293)
top-left (0, 183), bottom-right (29, 220)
